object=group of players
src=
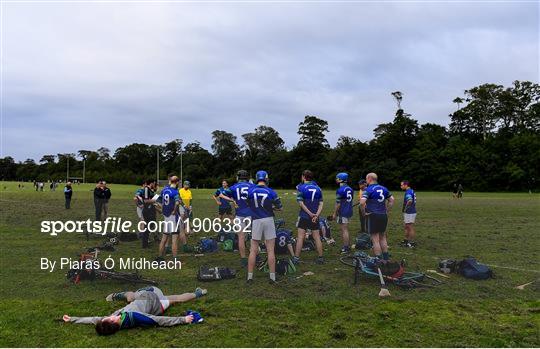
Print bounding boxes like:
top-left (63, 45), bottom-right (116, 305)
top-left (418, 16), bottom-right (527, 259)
top-left (134, 169), bottom-right (417, 284)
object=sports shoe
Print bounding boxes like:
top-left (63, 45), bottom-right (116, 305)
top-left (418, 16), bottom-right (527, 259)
top-left (194, 287), bottom-right (207, 298)
top-left (292, 256), bottom-right (300, 265)
top-left (105, 292), bottom-right (126, 302)
top-left (268, 278), bottom-right (278, 285)
top-left (246, 278), bottom-right (254, 285)
top-left (400, 239), bottom-right (409, 246)
top-left (154, 256), bottom-right (165, 262)
top-left (340, 246), bottom-right (350, 254)
top-left (315, 256), bottom-right (325, 265)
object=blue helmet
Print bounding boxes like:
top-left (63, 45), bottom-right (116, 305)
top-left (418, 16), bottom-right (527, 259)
top-left (336, 172), bottom-right (349, 183)
top-left (256, 170), bottom-right (269, 183)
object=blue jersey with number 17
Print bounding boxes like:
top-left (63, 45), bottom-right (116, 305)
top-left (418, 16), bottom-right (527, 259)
top-left (230, 181), bottom-right (254, 217)
top-left (160, 186), bottom-right (179, 217)
top-left (362, 184), bottom-right (392, 214)
top-left (297, 182), bottom-right (323, 219)
top-left (336, 184), bottom-right (354, 218)
top-left (247, 185), bottom-right (282, 220)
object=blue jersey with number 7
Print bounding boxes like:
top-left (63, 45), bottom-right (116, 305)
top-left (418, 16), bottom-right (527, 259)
top-left (362, 184), bottom-right (392, 214)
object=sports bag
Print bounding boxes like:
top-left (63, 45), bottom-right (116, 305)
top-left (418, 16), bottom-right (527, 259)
top-left (438, 259), bottom-right (458, 274)
top-left (197, 266), bottom-right (236, 281)
top-left (457, 258), bottom-right (492, 280)
top-left (355, 233), bottom-right (373, 250)
top-left (197, 238), bottom-right (218, 253)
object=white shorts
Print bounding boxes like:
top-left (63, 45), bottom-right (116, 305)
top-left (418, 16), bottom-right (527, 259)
top-left (235, 216), bottom-right (251, 234)
top-left (251, 217), bottom-right (276, 241)
top-left (337, 216), bottom-right (350, 224)
top-left (163, 215), bottom-right (179, 234)
top-left (136, 206), bottom-right (143, 219)
top-left (404, 213), bottom-right (417, 224)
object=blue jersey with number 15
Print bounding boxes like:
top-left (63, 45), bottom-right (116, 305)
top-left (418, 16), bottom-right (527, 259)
top-left (362, 184), bottom-right (392, 214)
top-left (230, 181), bottom-right (254, 217)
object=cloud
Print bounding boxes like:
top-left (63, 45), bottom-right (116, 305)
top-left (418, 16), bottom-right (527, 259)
top-left (2, 1), bottom-right (538, 160)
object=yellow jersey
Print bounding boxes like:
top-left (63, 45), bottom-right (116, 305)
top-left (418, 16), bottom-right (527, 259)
top-left (179, 188), bottom-right (192, 207)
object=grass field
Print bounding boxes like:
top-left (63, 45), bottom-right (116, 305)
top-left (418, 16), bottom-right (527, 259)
top-left (0, 181), bottom-right (539, 347)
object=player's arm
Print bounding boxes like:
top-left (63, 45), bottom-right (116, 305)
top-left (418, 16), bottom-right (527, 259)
top-left (333, 192), bottom-right (342, 218)
top-left (212, 192), bottom-right (221, 205)
top-left (360, 194), bottom-right (368, 216)
top-left (403, 194), bottom-right (413, 212)
top-left (63, 315), bottom-right (103, 325)
top-left (386, 195), bottom-right (395, 212)
top-left (218, 193), bottom-right (235, 203)
top-left (272, 195), bottom-right (283, 211)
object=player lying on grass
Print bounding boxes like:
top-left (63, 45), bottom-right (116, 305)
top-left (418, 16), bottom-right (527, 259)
top-left (62, 286), bottom-right (207, 335)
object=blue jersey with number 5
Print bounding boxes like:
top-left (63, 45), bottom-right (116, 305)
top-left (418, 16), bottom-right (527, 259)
top-left (230, 181), bottom-right (254, 217)
top-left (247, 185), bottom-right (282, 220)
top-left (160, 186), bottom-right (179, 217)
top-left (296, 182), bottom-right (323, 219)
top-left (362, 184), bottom-right (392, 214)
top-left (336, 185), bottom-right (354, 218)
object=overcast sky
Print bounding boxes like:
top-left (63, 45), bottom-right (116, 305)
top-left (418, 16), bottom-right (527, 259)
top-left (2, 1), bottom-right (538, 161)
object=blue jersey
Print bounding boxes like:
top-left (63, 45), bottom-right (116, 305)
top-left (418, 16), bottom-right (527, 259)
top-left (275, 229), bottom-right (293, 255)
top-left (120, 311), bottom-right (157, 329)
top-left (336, 184), bottom-right (354, 218)
top-left (403, 188), bottom-right (417, 214)
top-left (230, 181), bottom-right (254, 217)
top-left (247, 184), bottom-right (282, 220)
top-left (296, 182), bottom-right (323, 219)
top-left (159, 186), bottom-right (180, 217)
top-left (362, 183), bottom-right (392, 214)
top-left (135, 188), bottom-right (145, 207)
top-left (214, 187), bottom-right (233, 208)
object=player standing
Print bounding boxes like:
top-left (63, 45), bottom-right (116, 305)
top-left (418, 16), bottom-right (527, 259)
top-left (294, 170), bottom-right (324, 264)
top-left (360, 173), bottom-right (394, 261)
top-left (213, 180), bottom-right (234, 221)
top-left (357, 179), bottom-right (368, 234)
top-left (332, 172), bottom-right (354, 254)
top-left (156, 176), bottom-right (182, 262)
top-left (246, 170), bottom-right (282, 284)
top-left (400, 180), bottom-right (417, 248)
top-left (226, 170), bottom-right (253, 267)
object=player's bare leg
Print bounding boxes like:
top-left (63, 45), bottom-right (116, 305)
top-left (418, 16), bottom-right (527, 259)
top-left (295, 228), bottom-right (307, 259)
top-left (340, 223), bottom-right (350, 248)
top-left (371, 233), bottom-right (382, 257)
top-left (166, 289), bottom-right (206, 303)
top-left (379, 232), bottom-right (389, 260)
top-left (265, 238), bottom-right (277, 282)
top-left (311, 230), bottom-right (324, 257)
top-left (247, 239), bottom-right (259, 282)
top-left (158, 234), bottom-right (170, 258)
top-left (171, 234), bottom-right (179, 259)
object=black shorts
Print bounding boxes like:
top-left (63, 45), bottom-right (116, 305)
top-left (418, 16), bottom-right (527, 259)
top-left (297, 217), bottom-right (319, 231)
top-left (219, 206), bottom-right (232, 215)
top-left (367, 213), bottom-right (388, 235)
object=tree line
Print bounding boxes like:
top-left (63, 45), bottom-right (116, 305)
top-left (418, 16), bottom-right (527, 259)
top-left (1, 80), bottom-right (539, 191)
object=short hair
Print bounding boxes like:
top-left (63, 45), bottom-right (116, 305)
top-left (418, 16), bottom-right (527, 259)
top-left (366, 173), bottom-right (378, 181)
top-left (170, 176), bottom-right (179, 184)
top-left (95, 319), bottom-right (120, 336)
top-left (358, 179), bottom-right (367, 185)
top-left (401, 180), bottom-right (410, 186)
top-left (302, 170), bottom-right (314, 181)
top-left (222, 179), bottom-right (228, 184)
top-left (168, 173), bottom-right (176, 178)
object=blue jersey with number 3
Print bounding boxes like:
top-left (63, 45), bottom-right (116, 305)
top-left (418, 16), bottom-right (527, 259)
top-left (362, 184), bottom-right (392, 214)
top-left (230, 181), bottom-right (254, 217)
top-left (296, 182), bottom-right (323, 219)
top-left (247, 185), bottom-right (282, 220)
top-left (336, 185), bottom-right (354, 218)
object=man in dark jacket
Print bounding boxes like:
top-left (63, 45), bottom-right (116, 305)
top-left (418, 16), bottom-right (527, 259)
top-left (64, 182), bottom-right (73, 209)
top-left (101, 181), bottom-right (112, 220)
top-left (141, 179), bottom-right (158, 248)
top-left (94, 180), bottom-right (106, 221)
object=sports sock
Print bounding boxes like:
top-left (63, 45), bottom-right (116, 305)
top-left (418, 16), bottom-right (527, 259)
top-left (108, 292), bottom-right (127, 301)
top-left (247, 272), bottom-right (253, 280)
top-left (382, 252), bottom-right (389, 260)
top-left (194, 287), bottom-right (206, 298)
top-left (269, 273), bottom-right (276, 281)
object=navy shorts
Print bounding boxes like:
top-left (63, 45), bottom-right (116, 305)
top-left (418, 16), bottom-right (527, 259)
top-left (367, 213), bottom-right (388, 235)
top-left (296, 217), bottom-right (319, 231)
top-left (219, 206), bottom-right (232, 215)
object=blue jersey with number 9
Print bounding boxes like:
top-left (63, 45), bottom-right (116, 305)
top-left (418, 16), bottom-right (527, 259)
top-left (160, 186), bottom-right (179, 217)
top-left (362, 184), bottom-right (392, 214)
